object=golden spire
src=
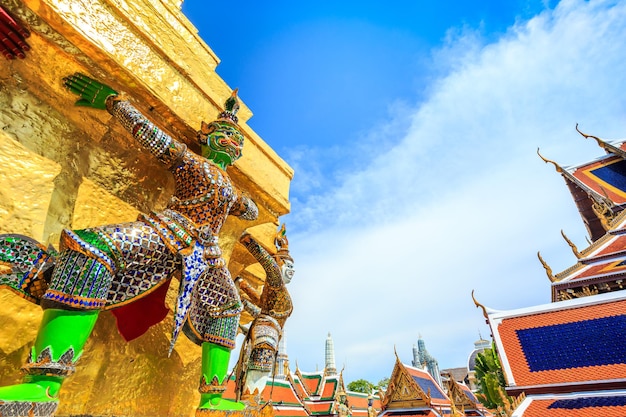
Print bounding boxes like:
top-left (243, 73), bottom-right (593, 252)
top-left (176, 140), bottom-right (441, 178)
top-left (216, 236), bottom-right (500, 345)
top-left (537, 251), bottom-right (556, 282)
top-left (537, 148), bottom-right (564, 173)
top-left (561, 230), bottom-right (581, 259)
top-left (471, 290), bottom-right (488, 319)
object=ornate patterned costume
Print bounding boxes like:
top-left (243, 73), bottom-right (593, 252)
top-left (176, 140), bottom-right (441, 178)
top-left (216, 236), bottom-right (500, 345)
top-left (3, 99), bottom-right (257, 350)
top-left (0, 73), bottom-right (257, 415)
top-left (235, 226), bottom-right (293, 398)
top-left (334, 391), bottom-right (352, 417)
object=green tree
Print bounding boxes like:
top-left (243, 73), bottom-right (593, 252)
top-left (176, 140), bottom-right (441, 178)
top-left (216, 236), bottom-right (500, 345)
top-left (474, 342), bottom-right (516, 415)
top-left (347, 379), bottom-right (375, 393)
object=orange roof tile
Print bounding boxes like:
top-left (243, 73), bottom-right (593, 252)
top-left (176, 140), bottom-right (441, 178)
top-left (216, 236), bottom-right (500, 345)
top-left (516, 393), bottom-right (626, 417)
top-left (261, 380), bottom-right (304, 406)
top-left (291, 376), bottom-right (310, 401)
top-left (223, 378), bottom-right (237, 400)
top-left (490, 294), bottom-right (626, 389)
top-left (300, 372), bottom-right (324, 396)
top-left (346, 392), bottom-right (371, 409)
top-left (306, 401), bottom-right (334, 414)
top-left (319, 377), bottom-right (338, 400)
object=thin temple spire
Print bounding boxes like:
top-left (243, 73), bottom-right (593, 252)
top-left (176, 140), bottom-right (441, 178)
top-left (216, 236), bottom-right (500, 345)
top-left (325, 332), bottom-right (337, 376)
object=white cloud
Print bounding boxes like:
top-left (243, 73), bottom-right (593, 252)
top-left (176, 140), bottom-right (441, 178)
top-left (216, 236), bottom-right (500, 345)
top-left (281, 0), bottom-right (626, 384)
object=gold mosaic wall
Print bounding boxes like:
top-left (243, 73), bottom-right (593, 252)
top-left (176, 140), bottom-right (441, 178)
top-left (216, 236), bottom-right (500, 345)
top-left (0, 0), bottom-right (293, 415)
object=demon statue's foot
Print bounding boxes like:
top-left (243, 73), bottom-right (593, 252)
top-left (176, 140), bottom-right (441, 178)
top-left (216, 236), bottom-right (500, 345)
top-left (0, 378), bottom-right (61, 417)
top-left (197, 342), bottom-right (246, 412)
top-left (198, 394), bottom-right (246, 412)
top-left (0, 382), bottom-right (58, 401)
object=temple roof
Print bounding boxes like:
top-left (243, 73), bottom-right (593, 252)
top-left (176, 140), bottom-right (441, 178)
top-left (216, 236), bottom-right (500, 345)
top-left (404, 365), bottom-right (450, 406)
top-left (346, 391), bottom-right (382, 417)
top-left (318, 375), bottom-right (340, 401)
top-left (289, 372), bottom-right (311, 402)
top-left (539, 134), bottom-right (626, 241)
top-left (564, 154), bottom-right (626, 205)
top-left (380, 359), bottom-right (451, 417)
top-left (443, 374), bottom-right (493, 416)
top-left (223, 374), bottom-right (310, 416)
top-left (306, 401), bottom-right (335, 415)
top-left (288, 370), bottom-right (381, 417)
top-left (511, 390), bottom-right (626, 417)
top-left (261, 379), bottom-right (307, 408)
top-left (297, 370), bottom-right (325, 397)
top-left (482, 291), bottom-right (626, 396)
top-left (551, 209), bottom-right (626, 301)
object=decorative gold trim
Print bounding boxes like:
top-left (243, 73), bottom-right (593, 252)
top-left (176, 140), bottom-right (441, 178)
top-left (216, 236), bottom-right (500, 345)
top-left (575, 123), bottom-right (625, 157)
top-left (560, 230), bottom-right (581, 259)
top-left (537, 148), bottom-right (563, 173)
top-left (199, 375), bottom-right (226, 395)
top-left (591, 194), bottom-right (615, 232)
top-left (537, 147), bottom-right (613, 215)
top-left (471, 290), bottom-right (488, 319)
top-left (577, 123), bottom-right (609, 148)
top-left (537, 252), bottom-right (556, 282)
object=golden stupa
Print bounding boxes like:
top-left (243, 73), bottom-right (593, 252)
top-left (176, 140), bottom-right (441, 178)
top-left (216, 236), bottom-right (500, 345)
top-left (0, 0), bottom-right (293, 415)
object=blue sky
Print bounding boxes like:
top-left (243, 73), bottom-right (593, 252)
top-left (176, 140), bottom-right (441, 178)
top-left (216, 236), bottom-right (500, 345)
top-left (183, 0), bottom-right (626, 385)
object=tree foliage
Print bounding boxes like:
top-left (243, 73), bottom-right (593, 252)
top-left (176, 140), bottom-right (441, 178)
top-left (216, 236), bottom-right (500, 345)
top-left (474, 342), bottom-right (516, 415)
top-left (347, 379), bottom-right (375, 393)
top-left (347, 377), bottom-right (390, 394)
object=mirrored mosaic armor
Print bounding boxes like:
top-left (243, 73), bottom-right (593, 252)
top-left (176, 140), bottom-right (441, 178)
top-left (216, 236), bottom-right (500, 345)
top-left (0, 73), bottom-right (258, 415)
top-left (234, 226), bottom-right (294, 399)
top-left (4, 98), bottom-right (258, 351)
top-left (334, 391), bottom-right (352, 417)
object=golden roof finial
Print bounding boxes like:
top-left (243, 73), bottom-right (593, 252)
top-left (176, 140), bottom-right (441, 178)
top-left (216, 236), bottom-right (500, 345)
top-left (393, 345), bottom-right (401, 364)
top-left (471, 290), bottom-right (488, 319)
top-left (561, 230), bottom-right (581, 259)
top-left (537, 148), bottom-right (564, 173)
top-left (576, 123), bottom-right (612, 154)
top-left (537, 251), bottom-right (556, 282)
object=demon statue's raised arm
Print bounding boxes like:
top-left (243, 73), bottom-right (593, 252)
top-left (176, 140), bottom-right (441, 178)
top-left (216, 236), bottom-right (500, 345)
top-left (0, 73), bottom-right (257, 416)
top-left (234, 224), bottom-right (294, 400)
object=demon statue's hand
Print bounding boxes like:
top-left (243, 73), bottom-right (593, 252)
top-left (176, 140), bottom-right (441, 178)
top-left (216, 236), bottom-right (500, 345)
top-left (62, 73), bottom-right (118, 110)
top-left (234, 276), bottom-right (243, 289)
top-left (0, 5), bottom-right (30, 60)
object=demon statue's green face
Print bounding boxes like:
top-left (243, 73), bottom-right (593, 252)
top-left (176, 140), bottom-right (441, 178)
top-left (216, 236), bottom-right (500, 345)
top-left (197, 89), bottom-right (244, 170)
top-left (197, 120), bottom-right (244, 169)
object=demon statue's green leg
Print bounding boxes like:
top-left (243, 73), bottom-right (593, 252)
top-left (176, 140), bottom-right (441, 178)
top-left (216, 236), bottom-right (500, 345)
top-left (0, 308), bottom-right (98, 415)
top-left (197, 342), bottom-right (245, 412)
